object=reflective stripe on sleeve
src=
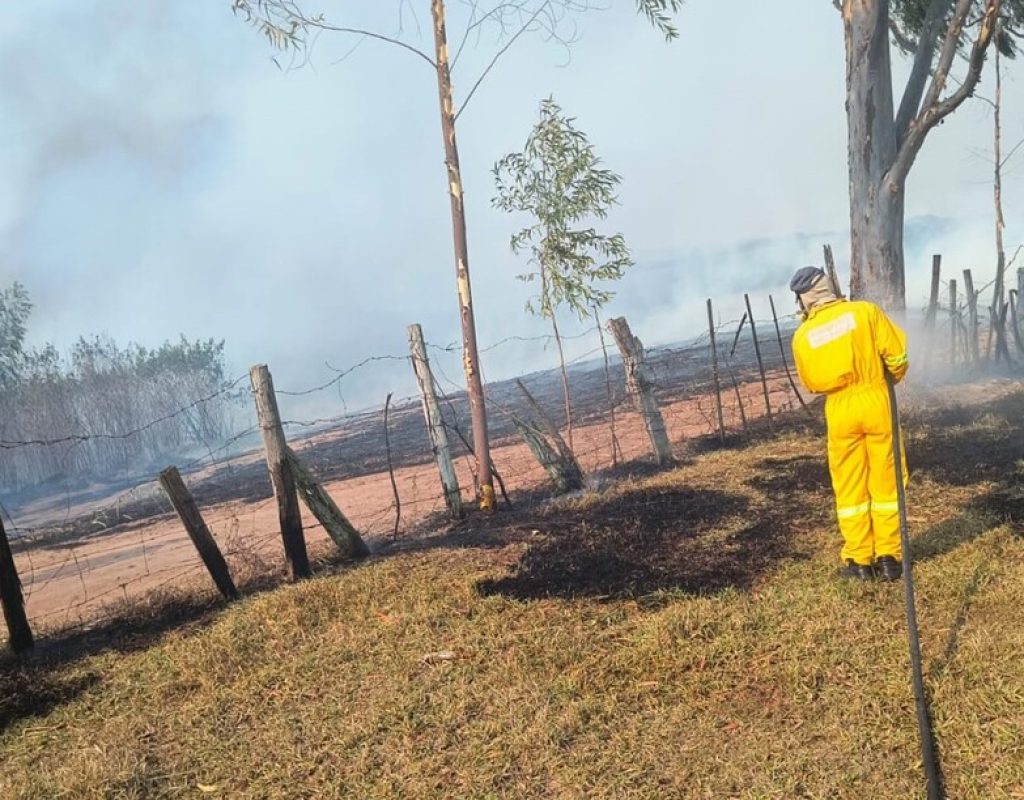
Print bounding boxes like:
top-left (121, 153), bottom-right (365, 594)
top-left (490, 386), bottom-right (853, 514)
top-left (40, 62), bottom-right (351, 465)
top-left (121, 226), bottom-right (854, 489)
top-left (884, 353), bottom-right (908, 367)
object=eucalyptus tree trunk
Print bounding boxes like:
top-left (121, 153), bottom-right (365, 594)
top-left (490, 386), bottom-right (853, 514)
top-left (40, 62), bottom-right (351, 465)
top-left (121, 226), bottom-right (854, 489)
top-left (431, 0), bottom-right (495, 510)
top-left (842, 0), bottom-right (1000, 311)
top-left (845, 0), bottom-right (906, 308)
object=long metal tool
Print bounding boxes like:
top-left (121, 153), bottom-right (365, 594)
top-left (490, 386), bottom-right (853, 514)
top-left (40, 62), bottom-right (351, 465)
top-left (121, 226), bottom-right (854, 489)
top-left (886, 371), bottom-right (943, 800)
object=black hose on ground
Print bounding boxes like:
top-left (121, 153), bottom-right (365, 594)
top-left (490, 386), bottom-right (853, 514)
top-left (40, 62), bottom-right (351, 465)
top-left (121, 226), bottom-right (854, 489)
top-left (886, 372), bottom-right (944, 800)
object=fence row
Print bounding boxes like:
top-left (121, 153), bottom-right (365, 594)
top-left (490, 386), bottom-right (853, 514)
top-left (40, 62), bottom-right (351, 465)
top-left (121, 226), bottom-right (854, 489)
top-left (4, 267), bottom-right (1023, 653)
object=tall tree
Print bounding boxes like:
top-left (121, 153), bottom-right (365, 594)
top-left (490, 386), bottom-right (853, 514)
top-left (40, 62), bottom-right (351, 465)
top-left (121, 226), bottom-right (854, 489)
top-left (232, 1), bottom-right (680, 509)
top-left (639, 1), bottom-right (1021, 310)
top-left (841, 0), bottom-right (1024, 309)
top-left (494, 97), bottom-right (632, 452)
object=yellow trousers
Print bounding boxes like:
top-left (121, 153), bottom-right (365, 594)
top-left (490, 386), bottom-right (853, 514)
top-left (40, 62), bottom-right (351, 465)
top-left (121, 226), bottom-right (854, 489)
top-left (825, 383), bottom-right (905, 565)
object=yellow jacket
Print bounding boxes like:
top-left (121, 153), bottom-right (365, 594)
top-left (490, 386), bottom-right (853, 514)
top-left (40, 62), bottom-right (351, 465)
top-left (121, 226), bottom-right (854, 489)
top-left (792, 299), bottom-right (908, 395)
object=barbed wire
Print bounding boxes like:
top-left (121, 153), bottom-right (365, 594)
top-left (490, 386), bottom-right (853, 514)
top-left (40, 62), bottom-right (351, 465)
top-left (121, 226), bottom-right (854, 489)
top-left (6, 301), bottom-right (1006, 643)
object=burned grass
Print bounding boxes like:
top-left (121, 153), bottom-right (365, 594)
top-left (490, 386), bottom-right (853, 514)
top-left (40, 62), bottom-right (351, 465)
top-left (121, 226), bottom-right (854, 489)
top-left (3, 385), bottom-right (1024, 798)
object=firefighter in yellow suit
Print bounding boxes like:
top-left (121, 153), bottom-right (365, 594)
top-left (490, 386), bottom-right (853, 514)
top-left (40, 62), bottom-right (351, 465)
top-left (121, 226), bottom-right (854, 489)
top-left (789, 266), bottom-right (909, 582)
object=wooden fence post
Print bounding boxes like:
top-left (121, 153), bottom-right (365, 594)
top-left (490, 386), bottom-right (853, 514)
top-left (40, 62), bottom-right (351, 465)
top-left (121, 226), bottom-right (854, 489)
top-left (706, 299), bottom-right (726, 442)
top-left (513, 380), bottom-right (584, 494)
top-left (285, 449), bottom-right (371, 559)
top-left (407, 324), bottom-right (462, 519)
top-left (925, 255), bottom-right (941, 327)
top-left (1017, 268), bottom-right (1024, 320)
top-left (158, 467), bottom-right (239, 600)
top-left (922, 255), bottom-right (942, 370)
top-left (949, 280), bottom-right (958, 366)
top-left (607, 317), bottom-right (673, 465)
top-left (1009, 289), bottom-right (1024, 355)
top-left (250, 364), bottom-right (311, 580)
top-left (963, 269), bottom-right (980, 363)
top-left (0, 515), bottom-right (33, 654)
top-left (823, 244), bottom-right (843, 297)
top-left (744, 294), bottom-right (773, 432)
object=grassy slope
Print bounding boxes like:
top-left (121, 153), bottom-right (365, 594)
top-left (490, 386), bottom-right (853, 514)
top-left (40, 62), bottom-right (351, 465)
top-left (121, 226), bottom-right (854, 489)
top-left (2, 388), bottom-right (1024, 799)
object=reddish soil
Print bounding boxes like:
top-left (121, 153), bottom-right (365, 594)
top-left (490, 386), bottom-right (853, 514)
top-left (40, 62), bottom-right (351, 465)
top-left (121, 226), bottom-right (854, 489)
top-left (12, 369), bottom-right (801, 632)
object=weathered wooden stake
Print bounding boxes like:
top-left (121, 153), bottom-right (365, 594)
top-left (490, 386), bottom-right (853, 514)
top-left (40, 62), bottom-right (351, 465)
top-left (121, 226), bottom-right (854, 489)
top-left (769, 295), bottom-right (810, 415)
top-left (1009, 290), bottom-right (1024, 355)
top-left (407, 324), bottom-right (462, 519)
top-left (922, 254), bottom-right (942, 370)
top-left (744, 294), bottom-right (773, 432)
top-left (706, 299), bottom-right (726, 442)
top-left (158, 467), bottom-right (239, 600)
top-left (250, 364), bottom-right (311, 580)
top-left (607, 317), bottom-right (673, 465)
top-left (0, 515), bottom-right (33, 654)
top-left (514, 380), bottom-right (584, 493)
top-left (926, 255), bottom-right (942, 328)
top-left (823, 244), bottom-right (843, 297)
top-left (285, 448), bottom-right (371, 559)
top-left (949, 280), bottom-right (958, 365)
top-left (963, 269), bottom-right (980, 363)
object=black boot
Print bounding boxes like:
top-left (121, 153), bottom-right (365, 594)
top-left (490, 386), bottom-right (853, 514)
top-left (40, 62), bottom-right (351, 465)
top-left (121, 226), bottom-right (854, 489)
top-left (876, 555), bottom-right (902, 582)
top-left (842, 559), bottom-right (876, 581)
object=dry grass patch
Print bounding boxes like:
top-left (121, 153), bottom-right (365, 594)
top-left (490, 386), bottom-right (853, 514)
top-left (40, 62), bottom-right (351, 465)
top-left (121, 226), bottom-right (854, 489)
top-left (3, 388), bottom-right (1024, 798)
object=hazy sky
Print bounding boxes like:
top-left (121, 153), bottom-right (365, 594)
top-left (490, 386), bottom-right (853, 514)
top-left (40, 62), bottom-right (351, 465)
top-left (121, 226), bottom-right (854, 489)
top-left (1, 1), bottom-right (1021, 412)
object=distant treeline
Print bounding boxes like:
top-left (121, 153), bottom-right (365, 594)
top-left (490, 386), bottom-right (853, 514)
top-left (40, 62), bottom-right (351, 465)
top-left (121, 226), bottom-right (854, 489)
top-left (1, 282), bottom-right (238, 493)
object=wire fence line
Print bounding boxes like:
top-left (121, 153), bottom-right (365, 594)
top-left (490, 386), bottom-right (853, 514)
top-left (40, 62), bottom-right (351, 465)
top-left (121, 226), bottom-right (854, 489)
top-left (2, 292), bottom-right (1011, 645)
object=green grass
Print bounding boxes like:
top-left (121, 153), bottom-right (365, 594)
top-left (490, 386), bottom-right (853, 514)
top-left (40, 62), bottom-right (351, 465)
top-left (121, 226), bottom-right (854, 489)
top-left (3, 389), bottom-right (1024, 799)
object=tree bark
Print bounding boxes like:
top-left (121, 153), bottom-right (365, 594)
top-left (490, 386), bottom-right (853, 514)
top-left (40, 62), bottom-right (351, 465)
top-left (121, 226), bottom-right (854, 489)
top-left (431, 0), bottom-right (494, 510)
top-left (842, 0), bottom-right (999, 311)
top-left (845, 0), bottom-right (905, 309)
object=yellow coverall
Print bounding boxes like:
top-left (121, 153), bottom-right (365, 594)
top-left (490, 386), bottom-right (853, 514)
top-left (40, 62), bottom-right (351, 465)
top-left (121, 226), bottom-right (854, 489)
top-left (791, 299), bottom-right (909, 565)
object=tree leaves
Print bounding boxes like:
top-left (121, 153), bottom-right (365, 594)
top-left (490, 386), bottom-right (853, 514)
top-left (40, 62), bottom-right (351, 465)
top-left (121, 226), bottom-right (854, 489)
top-left (889, 0), bottom-right (1024, 58)
top-left (635, 0), bottom-right (685, 41)
top-left (493, 97), bottom-right (633, 322)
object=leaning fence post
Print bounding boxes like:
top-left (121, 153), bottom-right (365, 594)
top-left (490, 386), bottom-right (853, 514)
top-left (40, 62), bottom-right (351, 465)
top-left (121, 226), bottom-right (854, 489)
top-left (706, 298), bottom-right (726, 442)
top-left (158, 467), bottom-right (239, 600)
top-left (407, 324), bottom-right (462, 519)
top-left (607, 317), bottom-right (673, 465)
top-left (744, 294), bottom-right (773, 432)
top-left (513, 379), bottom-right (584, 493)
top-left (769, 294), bottom-right (810, 415)
top-left (285, 448), bottom-right (371, 559)
top-left (250, 364), bottom-right (311, 580)
top-left (0, 515), bottom-right (33, 654)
